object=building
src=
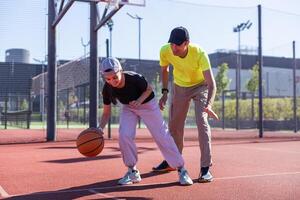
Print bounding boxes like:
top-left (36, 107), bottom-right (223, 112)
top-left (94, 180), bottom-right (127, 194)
top-left (2, 51), bottom-right (299, 113)
top-left (210, 52), bottom-right (300, 97)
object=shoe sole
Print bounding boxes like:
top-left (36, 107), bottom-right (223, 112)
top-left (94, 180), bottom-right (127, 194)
top-left (198, 178), bottom-right (213, 183)
top-left (118, 178), bottom-right (142, 185)
top-left (152, 167), bottom-right (176, 172)
top-left (180, 182), bottom-right (193, 186)
top-left (118, 180), bottom-right (141, 185)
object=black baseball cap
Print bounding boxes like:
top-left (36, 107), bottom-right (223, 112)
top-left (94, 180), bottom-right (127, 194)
top-left (168, 26), bottom-right (189, 45)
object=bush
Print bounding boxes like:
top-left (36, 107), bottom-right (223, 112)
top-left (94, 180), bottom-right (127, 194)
top-left (214, 97), bottom-right (300, 121)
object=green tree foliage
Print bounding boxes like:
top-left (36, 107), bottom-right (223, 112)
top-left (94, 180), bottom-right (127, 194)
top-left (246, 64), bottom-right (259, 93)
top-left (213, 97), bottom-right (300, 120)
top-left (215, 63), bottom-right (231, 99)
top-left (20, 99), bottom-right (29, 110)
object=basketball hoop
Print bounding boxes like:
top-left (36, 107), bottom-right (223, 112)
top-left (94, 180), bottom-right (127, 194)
top-left (106, 0), bottom-right (121, 9)
top-left (96, 0), bottom-right (145, 7)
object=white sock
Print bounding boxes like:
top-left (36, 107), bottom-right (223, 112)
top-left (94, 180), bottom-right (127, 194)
top-left (129, 166), bottom-right (137, 171)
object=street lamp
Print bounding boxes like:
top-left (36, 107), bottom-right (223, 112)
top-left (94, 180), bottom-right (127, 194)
top-left (106, 19), bottom-right (114, 56)
top-left (81, 37), bottom-right (90, 59)
top-left (106, 19), bottom-right (114, 139)
top-left (127, 12), bottom-right (143, 71)
top-left (33, 58), bottom-right (47, 123)
top-left (233, 20), bottom-right (252, 130)
top-left (127, 12), bottom-right (143, 128)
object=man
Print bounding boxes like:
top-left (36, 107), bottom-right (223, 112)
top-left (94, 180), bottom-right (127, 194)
top-left (98, 57), bottom-right (193, 185)
top-left (153, 26), bottom-right (217, 183)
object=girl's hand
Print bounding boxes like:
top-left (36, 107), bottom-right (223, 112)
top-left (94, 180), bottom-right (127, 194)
top-left (129, 100), bottom-right (142, 108)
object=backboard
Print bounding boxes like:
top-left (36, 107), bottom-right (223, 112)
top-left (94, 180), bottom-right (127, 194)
top-left (97, 0), bottom-right (145, 6)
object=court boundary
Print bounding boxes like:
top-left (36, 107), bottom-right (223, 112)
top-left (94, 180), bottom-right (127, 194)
top-left (0, 185), bottom-right (10, 198)
top-left (6, 171), bottom-right (300, 198)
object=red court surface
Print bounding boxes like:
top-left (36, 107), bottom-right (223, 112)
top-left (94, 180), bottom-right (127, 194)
top-left (1, 128), bottom-right (300, 199)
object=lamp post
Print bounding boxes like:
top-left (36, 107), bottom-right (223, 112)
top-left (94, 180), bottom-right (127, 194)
top-left (33, 58), bottom-right (47, 123)
top-left (81, 37), bottom-right (90, 59)
top-left (106, 19), bottom-right (114, 139)
top-left (106, 19), bottom-right (114, 57)
top-left (233, 20), bottom-right (252, 130)
top-left (127, 12), bottom-right (142, 71)
top-left (127, 12), bottom-right (143, 128)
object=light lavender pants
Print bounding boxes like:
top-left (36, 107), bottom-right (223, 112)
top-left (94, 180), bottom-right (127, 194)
top-left (118, 98), bottom-right (184, 169)
top-left (169, 83), bottom-right (212, 168)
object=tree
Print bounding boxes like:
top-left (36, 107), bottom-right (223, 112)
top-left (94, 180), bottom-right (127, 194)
top-left (20, 99), bottom-right (29, 110)
top-left (246, 64), bottom-right (259, 93)
top-left (215, 62), bottom-right (231, 99)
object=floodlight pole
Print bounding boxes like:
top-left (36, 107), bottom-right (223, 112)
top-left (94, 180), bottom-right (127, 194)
top-left (293, 41), bottom-right (297, 133)
top-left (127, 13), bottom-right (143, 71)
top-left (81, 37), bottom-right (90, 58)
top-left (233, 20), bottom-right (252, 130)
top-left (33, 58), bottom-right (46, 123)
top-left (127, 12), bottom-right (143, 128)
top-left (258, 5), bottom-right (264, 138)
top-left (106, 19), bottom-right (114, 56)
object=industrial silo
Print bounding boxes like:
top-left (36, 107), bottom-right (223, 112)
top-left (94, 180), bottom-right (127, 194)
top-left (5, 48), bottom-right (30, 63)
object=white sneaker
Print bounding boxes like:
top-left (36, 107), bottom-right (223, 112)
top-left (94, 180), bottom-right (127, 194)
top-left (198, 171), bottom-right (213, 183)
top-left (118, 169), bottom-right (142, 185)
top-left (178, 168), bottom-right (193, 186)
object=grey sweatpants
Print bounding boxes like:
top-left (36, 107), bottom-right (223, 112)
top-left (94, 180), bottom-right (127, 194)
top-left (119, 98), bottom-right (184, 169)
top-left (169, 83), bottom-right (212, 168)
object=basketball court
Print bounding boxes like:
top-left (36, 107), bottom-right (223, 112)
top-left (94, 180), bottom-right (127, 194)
top-left (1, 0), bottom-right (300, 199)
top-left (1, 128), bottom-right (300, 199)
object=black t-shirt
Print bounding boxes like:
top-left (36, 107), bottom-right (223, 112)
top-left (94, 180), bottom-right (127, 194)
top-left (102, 71), bottom-right (155, 105)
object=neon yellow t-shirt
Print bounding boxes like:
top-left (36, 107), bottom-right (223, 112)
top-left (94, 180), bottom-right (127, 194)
top-left (159, 43), bottom-right (211, 87)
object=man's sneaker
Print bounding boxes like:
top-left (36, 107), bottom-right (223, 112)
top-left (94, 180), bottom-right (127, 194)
top-left (198, 167), bottom-right (213, 183)
top-left (178, 168), bottom-right (193, 186)
top-left (152, 160), bottom-right (176, 172)
top-left (118, 169), bottom-right (142, 185)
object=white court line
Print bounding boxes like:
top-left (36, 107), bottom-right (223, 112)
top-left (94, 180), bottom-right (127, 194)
top-left (238, 146), bottom-right (300, 154)
top-left (215, 171), bottom-right (300, 180)
top-left (9, 171), bottom-right (300, 198)
top-left (88, 189), bottom-right (124, 200)
top-left (0, 185), bottom-right (10, 198)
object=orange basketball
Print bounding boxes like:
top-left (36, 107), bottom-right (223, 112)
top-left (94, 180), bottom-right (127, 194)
top-left (76, 128), bottom-right (104, 157)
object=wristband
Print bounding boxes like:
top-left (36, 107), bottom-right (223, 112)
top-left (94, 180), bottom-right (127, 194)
top-left (161, 88), bottom-right (169, 94)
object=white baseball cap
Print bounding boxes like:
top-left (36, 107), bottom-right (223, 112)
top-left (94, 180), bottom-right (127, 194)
top-left (100, 57), bottom-right (122, 74)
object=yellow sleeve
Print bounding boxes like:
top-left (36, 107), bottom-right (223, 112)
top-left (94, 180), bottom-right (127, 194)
top-left (159, 45), bottom-right (170, 67)
top-left (198, 48), bottom-right (211, 71)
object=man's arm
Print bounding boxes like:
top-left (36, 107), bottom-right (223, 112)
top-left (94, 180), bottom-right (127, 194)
top-left (203, 68), bottom-right (216, 107)
top-left (99, 104), bottom-right (111, 130)
top-left (159, 66), bottom-right (169, 110)
top-left (161, 66), bottom-right (169, 90)
top-left (203, 68), bottom-right (219, 120)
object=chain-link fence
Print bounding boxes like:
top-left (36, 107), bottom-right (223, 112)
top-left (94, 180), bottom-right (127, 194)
top-left (0, 1), bottom-right (300, 139)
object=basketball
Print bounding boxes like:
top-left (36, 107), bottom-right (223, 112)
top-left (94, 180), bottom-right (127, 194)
top-left (76, 128), bottom-right (104, 157)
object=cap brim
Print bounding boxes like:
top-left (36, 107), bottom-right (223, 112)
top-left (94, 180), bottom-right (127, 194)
top-left (168, 37), bottom-right (183, 45)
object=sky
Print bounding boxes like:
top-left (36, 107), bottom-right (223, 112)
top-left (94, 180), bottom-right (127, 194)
top-left (0, 0), bottom-right (300, 63)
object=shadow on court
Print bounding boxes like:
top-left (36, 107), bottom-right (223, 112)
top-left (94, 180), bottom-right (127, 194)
top-left (1, 129), bottom-right (300, 200)
top-left (43, 146), bottom-right (158, 164)
top-left (5, 172), bottom-right (177, 200)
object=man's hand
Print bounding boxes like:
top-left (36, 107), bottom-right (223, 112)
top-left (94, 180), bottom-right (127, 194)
top-left (204, 105), bottom-right (219, 120)
top-left (159, 93), bottom-right (168, 110)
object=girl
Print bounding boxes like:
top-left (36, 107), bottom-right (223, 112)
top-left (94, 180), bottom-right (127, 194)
top-left (98, 57), bottom-right (193, 186)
